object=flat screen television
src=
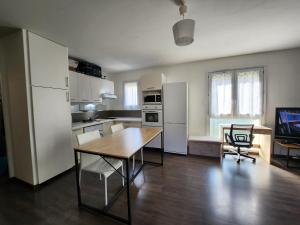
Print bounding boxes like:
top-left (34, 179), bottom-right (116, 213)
top-left (275, 107), bottom-right (300, 142)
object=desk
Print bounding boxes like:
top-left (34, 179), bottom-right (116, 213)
top-left (74, 127), bottom-right (163, 225)
top-left (220, 125), bottom-right (272, 163)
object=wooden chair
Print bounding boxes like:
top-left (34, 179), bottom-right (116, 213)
top-left (76, 130), bottom-right (124, 205)
top-left (110, 123), bottom-right (143, 170)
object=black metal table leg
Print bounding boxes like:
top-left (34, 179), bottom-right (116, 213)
top-left (125, 159), bottom-right (132, 225)
top-left (161, 132), bottom-right (164, 165)
top-left (74, 151), bottom-right (82, 206)
top-left (287, 148), bottom-right (290, 168)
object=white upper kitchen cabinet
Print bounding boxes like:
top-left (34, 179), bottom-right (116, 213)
top-left (69, 71), bottom-right (79, 102)
top-left (90, 76), bottom-right (102, 102)
top-left (100, 79), bottom-right (114, 94)
top-left (140, 73), bottom-right (166, 91)
top-left (69, 71), bottom-right (104, 102)
top-left (27, 32), bottom-right (69, 89)
top-left (77, 73), bottom-right (92, 102)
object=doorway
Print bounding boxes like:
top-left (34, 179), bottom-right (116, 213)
top-left (0, 89), bottom-right (8, 178)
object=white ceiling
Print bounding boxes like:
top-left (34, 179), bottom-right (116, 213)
top-left (0, 0), bottom-right (300, 73)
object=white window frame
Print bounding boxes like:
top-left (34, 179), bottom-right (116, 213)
top-left (123, 80), bottom-right (140, 110)
top-left (208, 67), bottom-right (265, 119)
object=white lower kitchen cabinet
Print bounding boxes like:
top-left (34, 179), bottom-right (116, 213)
top-left (120, 121), bottom-right (142, 128)
top-left (146, 133), bottom-right (162, 148)
top-left (164, 123), bottom-right (187, 155)
top-left (103, 121), bottom-right (114, 136)
top-left (31, 86), bottom-right (73, 183)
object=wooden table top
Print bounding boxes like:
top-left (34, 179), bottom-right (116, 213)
top-left (74, 127), bottom-right (163, 159)
top-left (221, 124), bottom-right (272, 134)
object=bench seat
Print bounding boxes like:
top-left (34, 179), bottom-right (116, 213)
top-left (188, 136), bottom-right (222, 158)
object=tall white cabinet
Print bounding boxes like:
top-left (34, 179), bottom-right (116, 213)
top-left (0, 30), bottom-right (73, 185)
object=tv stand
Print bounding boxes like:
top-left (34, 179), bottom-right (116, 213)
top-left (272, 139), bottom-right (300, 168)
top-left (281, 139), bottom-right (300, 145)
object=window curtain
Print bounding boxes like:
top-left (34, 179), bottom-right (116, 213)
top-left (210, 72), bottom-right (233, 117)
top-left (124, 81), bottom-right (138, 109)
top-left (237, 69), bottom-right (263, 117)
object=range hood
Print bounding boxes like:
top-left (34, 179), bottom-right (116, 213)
top-left (101, 93), bottom-right (117, 99)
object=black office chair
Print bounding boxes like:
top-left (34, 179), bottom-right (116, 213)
top-left (223, 124), bottom-right (256, 163)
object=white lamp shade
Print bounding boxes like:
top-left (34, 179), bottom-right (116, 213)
top-left (172, 19), bottom-right (195, 46)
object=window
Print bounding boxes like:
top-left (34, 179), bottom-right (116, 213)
top-left (210, 71), bottom-right (233, 117)
top-left (124, 81), bottom-right (138, 109)
top-left (236, 69), bottom-right (263, 117)
top-left (209, 68), bottom-right (264, 137)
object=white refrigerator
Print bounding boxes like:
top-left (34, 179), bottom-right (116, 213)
top-left (28, 32), bottom-right (74, 184)
top-left (163, 82), bottom-right (188, 155)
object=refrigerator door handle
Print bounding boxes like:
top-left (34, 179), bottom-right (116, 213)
top-left (65, 77), bottom-right (69, 88)
top-left (66, 91), bottom-right (70, 102)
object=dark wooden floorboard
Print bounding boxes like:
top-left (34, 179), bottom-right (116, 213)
top-left (1, 153), bottom-right (300, 225)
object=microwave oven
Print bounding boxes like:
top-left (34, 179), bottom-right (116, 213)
top-left (144, 94), bottom-right (161, 104)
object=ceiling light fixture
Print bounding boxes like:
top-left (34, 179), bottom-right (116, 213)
top-left (172, 0), bottom-right (195, 46)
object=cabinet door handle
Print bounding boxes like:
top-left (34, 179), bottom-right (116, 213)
top-left (66, 92), bottom-right (70, 102)
top-left (147, 87), bottom-right (155, 90)
top-left (65, 77), bottom-right (69, 87)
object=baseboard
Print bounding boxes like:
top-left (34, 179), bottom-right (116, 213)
top-left (8, 166), bottom-right (75, 191)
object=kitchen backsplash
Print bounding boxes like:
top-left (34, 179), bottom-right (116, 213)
top-left (97, 110), bottom-right (141, 118)
top-left (71, 110), bottom-right (141, 122)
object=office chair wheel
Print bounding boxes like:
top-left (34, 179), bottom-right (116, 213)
top-left (236, 159), bottom-right (240, 163)
top-left (253, 158), bottom-right (256, 163)
top-left (223, 153), bottom-right (225, 158)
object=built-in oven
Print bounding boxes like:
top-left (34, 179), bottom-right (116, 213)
top-left (142, 105), bottom-right (163, 127)
top-left (144, 94), bottom-right (161, 104)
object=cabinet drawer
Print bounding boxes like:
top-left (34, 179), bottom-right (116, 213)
top-left (83, 124), bottom-right (103, 133)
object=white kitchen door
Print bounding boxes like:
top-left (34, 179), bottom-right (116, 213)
top-left (31, 86), bottom-right (73, 183)
top-left (164, 123), bottom-right (187, 155)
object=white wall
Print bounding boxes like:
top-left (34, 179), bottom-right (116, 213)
top-left (110, 48), bottom-right (300, 136)
top-left (0, 31), bottom-right (36, 183)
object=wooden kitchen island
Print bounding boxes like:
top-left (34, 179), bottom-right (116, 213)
top-left (74, 127), bottom-right (163, 225)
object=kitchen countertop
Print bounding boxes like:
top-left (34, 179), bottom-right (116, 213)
top-left (113, 117), bottom-right (142, 122)
top-left (72, 117), bottom-right (142, 130)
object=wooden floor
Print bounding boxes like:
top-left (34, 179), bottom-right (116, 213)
top-left (1, 153), bottom-right (300, 225)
